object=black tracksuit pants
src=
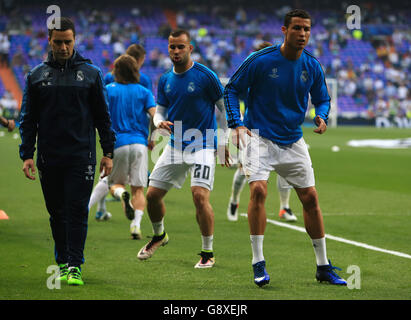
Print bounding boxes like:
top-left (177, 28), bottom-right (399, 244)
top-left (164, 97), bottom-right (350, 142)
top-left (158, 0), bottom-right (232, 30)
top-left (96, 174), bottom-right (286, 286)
top-left (39, 164), bottom-right (95, 267)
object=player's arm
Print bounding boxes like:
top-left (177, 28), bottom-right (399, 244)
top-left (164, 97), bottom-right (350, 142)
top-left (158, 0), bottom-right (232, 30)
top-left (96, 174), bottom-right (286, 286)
top-left (90, 70), bottom-right (115, 177)
top-left (153, 105), bottom-right (173, 134)
top-left (0, 116), bottom-right (15, 132)
top-left (223, 56), bottom-right (257, 147)
top-left (310, 62), bottom-right (331, 135)
top-left (215, 99), bottom-right (231, 167)
top-left (19, 71), bottom-right (38, 180)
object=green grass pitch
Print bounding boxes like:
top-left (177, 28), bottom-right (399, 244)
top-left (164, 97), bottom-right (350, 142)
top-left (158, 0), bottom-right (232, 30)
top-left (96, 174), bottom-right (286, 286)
top-left (0, 126), bottom-right (410, 300)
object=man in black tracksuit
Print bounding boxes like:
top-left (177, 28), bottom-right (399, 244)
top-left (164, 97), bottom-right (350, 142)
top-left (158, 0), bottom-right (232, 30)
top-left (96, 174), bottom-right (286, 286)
top-left (19, 17), bottom-right (116, 286)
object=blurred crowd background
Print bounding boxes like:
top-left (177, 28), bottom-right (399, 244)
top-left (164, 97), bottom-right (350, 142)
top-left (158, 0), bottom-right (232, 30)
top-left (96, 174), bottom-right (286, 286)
top-left (0, 0), bottom-right (409, 127)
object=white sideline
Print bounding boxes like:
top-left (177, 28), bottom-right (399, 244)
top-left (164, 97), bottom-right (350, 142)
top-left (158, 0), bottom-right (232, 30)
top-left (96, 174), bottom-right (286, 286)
top-left (240, 213), bottom-right (411, 260)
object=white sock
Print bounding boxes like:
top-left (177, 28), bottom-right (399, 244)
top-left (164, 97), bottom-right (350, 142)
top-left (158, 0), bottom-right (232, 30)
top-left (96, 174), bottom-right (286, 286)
top-left (152, 219), bottom-right (164, 236)
top-left (201, 235), bottom-right (213, 252)
top-left (113, 187), bottom-right (126, 200)
top-left (97, 196), bottom-right (107, 213)
top-left (133, 210), bottom-right (144, 227)
top-left (312, 237), bottom-right (329, 266)
top-left (88, 180), bottom-right (109, 210)
top-left (250, 235), bottom-right (265, 265)
top-left (231, 168), bottom-right (246, 204)
top-left (277, 181), bottom-right (291, 209)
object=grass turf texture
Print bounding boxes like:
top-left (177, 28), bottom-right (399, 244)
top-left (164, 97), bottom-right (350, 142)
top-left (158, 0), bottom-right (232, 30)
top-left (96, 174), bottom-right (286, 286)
top-left (0, 126), bottom-right (410, 300)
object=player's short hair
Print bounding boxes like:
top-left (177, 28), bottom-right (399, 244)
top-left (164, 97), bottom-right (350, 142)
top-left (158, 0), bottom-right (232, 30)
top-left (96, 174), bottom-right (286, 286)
top-left (113, 54), bottom-right (140, 84)
top-left (126, 44), bottom-right (146, 62)
top-left (284, 9), bottom-right (311, 28)
top-left (169, 29), bottom-right (191, 42)
top-left (254, 41), bottom-right (273, 52)
top-left (48, 17), bottom-right (76, 38)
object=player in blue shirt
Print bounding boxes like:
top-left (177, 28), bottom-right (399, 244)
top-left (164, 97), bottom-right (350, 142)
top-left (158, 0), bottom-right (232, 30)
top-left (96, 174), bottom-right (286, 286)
top-left (89, 54), bottom-right (155, 240)
top-left (226, 41), bottom-right (298, 223)
top-left (137, 29), bottom-right (230, 268)
top-left (91, 44), bottom-right (155, 235)
top-left (224, 9), bottom-right (346, 287)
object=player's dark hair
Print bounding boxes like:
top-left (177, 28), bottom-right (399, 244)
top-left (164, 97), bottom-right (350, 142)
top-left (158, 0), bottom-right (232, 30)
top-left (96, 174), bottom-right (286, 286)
top-left (169, 29), bottom-right (191, 42)
top-left (113, 54), bottom-right (140, 84)
top-left (48, 17), bottom-right (76, 38)
top-left (253, 41), bottom-right (273, 52)
top-left (284, 9), bottom-right (311, 28)
top-left (126, 44), bottom-right (146, 63)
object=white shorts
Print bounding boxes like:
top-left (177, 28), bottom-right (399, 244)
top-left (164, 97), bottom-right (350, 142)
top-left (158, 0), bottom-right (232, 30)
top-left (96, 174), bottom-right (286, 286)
top-left (149, 145), bottom-right (216, 191)
top-left (108, 143), bottom-right (148, 187)
top-left (240, 134), bottom-right (315, 188)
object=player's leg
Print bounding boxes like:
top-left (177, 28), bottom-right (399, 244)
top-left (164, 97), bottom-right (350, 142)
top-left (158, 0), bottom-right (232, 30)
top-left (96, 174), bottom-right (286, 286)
top-left (137, 145), bottom-right (186, 260)
top-left (64, 164), bottom-right (95, 286)
top-left (277, 174), bottom-right (297, 222)
top-left (190, 148), bottom-right (216, 268)
top-left (38, 166), bottom-right (69, 281)
top-left (248, 180), bottom-right (270, 286)
top-left (129, 144), bottom-right (148, 239)
top-left (137, 185), bottom-right (169, 260)
top-left (192, 186), bottom-right (215, 268)
top-left (279, 138), bottom-right (346, 285)
top-left (129, 186), bottom-right (145, 239)
top-left (109, 145), bottom-right (134, 220)
top-left (241, 133), bottom-right (271, 286)
top-left (88, 176), bottom-right (111, 221)
top-left (227, 165), bottom-right (246, 221)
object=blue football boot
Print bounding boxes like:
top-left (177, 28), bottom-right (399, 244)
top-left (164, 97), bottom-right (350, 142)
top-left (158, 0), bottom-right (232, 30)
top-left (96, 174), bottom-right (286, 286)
top-left (253, 260), bottom-right (270, 287)
top-left (316, 260), bottom-right (347, 285)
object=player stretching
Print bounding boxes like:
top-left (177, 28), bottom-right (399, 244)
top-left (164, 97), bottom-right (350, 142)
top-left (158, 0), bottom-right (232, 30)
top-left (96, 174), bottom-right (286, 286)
top-left (224, 9), bottom-right (346, 286)
top-left (137, 29), bottom-right (230, 268)
top-left (227, 41), bottom-right (297, 223)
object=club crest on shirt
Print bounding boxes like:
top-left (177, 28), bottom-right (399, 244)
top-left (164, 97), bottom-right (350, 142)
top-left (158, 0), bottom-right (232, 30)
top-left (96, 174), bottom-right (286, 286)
top-left (165, 83), bottom-right (171, 93)
top-left (76, 70), bottom-right (85, 81)
top-left (300, 70), bottom-right (308, 82)
top-left (187, 81), bottom-right (195, 92)
top-left (41, 71), bottom-right (53, 86)
top-left (269, 68), bottom-right (279, 79)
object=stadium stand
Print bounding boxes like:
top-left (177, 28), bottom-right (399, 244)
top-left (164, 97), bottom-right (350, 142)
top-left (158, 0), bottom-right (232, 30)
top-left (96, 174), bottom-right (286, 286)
top-left (1, 0), bottom-right (410, 126)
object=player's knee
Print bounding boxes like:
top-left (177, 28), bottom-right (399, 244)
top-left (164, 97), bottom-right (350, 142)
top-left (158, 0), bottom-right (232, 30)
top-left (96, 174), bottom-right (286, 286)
top-left (192, 188), bottom-right (209, 208)
top-left (146, 187), bottom-right (164, 204)
top-left (250, 181), bottom-right (267, 202)
top-left (297, 187), bottom-right (319, 210)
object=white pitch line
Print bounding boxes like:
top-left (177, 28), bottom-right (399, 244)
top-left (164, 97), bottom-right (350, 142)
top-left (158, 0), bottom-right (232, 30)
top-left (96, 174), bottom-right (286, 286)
top-left (240, 213), bottom-right (411, 260)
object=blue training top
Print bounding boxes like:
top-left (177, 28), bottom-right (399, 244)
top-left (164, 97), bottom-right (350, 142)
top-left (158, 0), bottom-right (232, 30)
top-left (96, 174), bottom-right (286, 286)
top-left (224, 44), bottom-right (330, 145)
top-left (157, 62), bottom-right (224, 151)
top-left (106, 82), bottom-right (155, 149)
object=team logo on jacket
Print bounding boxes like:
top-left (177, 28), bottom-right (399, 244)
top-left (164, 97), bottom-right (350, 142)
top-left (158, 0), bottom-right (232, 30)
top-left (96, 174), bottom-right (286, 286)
top-left (165, 83), bottom-right (171, 93)
top-left (76, 70), bottom-right (85, 81)
top-left (187, 82), bottom-right (195, 92)
top-left (269, 68), bottom-right (279, 79)
top-left (300, 70), bottom-right (308, 82)
top-left (85, 165), bottom-right (94, 181)
top-left (41, 71), bottom-right (52, 86)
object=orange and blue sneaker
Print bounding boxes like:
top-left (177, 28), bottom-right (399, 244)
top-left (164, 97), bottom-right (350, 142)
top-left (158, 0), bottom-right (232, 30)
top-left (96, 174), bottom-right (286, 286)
top-left (279, 208), bottom-right (297, 222)
top-left (316, 260), bottom-right (347, 285)
top-left (194, 251), bottom-right (215, 268)
top-left (253, 260), bottom-right (270, 287)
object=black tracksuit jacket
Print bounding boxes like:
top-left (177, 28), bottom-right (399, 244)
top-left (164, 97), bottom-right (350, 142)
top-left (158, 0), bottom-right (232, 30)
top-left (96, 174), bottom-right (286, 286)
top-left (19, 50), bottom-right (115, 168)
